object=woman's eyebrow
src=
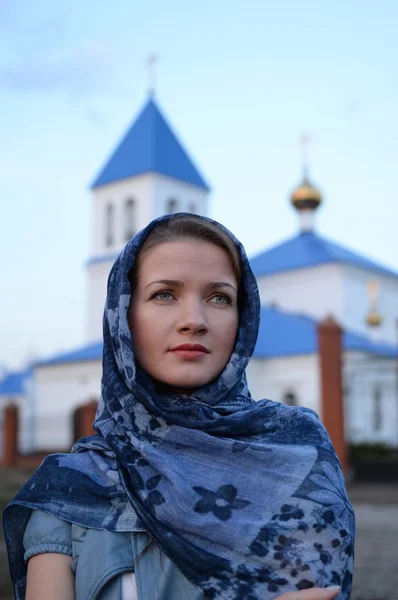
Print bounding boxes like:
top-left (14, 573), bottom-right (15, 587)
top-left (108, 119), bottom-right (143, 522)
top-left (145, 279), bottom-right (183, 289)
top-left (206, 281), bottom-right (237, 292)
top-left (144, 280), bottom-right (237, 292)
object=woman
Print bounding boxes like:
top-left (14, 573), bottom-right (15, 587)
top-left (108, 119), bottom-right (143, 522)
top-left (4, 214), bottom-right (354, 600)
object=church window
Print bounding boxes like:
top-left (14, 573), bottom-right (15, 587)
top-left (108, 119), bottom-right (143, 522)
top-left (283, 391), bottom-right (297, 406)
top-left (124, 197), bottom-right (136, 241)
top-left (166, 197), bottom-right (178, 214)
top-left (372, 385), bottom-right (382, 432)
top-left (105, 204), bottom-right (114, 247)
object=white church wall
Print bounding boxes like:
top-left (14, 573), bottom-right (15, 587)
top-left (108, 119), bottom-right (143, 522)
top-left (88, 174), bottom-right (155, 341)
top-left (33, 360), bottom-right (102, 451)
top-left (87, 174), bottom-right (209, 342)
top-left (87, 260), bottom-right (114, 342)
top-left (342, 265), bottom-right (398, 345)
top-left (17, 373), bottom-right (37, 454)
top-left (256, 264), bottom-right (343, 323)
top-left (344, 352), bottom-right (398, 447)
top-left (246, 354), bottom-right (321, 416)
top-left (152, 173), bottom-right (208, 218)
top-left (91, 174), bottom-right (154, 257)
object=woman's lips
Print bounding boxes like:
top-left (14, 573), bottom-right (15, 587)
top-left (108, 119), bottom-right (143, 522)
top-left (171, 344), bottom-right (209, 360)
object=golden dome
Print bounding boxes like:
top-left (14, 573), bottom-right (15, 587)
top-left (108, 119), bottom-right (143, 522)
top-left (291, 176), bottom-right (322, 210)
top-left (366, 311), bottom-right (383, 328)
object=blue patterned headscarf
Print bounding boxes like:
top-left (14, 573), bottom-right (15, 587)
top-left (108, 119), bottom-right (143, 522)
top-left (4, 214), bottom-right (354, 599)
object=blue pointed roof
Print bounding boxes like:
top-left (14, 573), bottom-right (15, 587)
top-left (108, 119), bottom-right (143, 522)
top-left (254, 306), bottom-right (398, 359)
top-left (0, 369), bottom-right (31, 397)
top-left (91, 97), bottom-right (210, 191)
top-left (250, 231), bottom-right (398, 280)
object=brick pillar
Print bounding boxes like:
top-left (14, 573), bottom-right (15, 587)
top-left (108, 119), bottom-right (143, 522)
top-left (80, 400), bottom-right (98, 438)
top-left (3, 404), bottom-right (18, 466)
top-left (318, 316), bottom-right (348, 473)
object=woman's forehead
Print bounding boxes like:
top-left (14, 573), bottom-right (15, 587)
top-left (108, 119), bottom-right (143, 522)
top-left (136, 240), bottom-right (237, 282)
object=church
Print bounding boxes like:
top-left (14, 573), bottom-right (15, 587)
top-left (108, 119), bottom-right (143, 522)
top-left (1, 93), bottom-right (398, 462)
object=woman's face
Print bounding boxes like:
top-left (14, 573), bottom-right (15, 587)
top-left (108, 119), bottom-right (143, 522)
top-left (128, 240), bottom-right (239, 392)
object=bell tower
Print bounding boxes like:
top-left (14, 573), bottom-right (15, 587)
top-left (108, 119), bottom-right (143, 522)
top-left (86, 94), bottom-right (210, 342)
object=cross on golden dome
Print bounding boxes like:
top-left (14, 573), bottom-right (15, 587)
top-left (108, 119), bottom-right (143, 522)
top-left (290, 134), bottom-right (323, 211)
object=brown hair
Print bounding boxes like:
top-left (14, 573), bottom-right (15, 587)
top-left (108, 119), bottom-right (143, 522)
top-left (129, 215), bottom-right (242, 289)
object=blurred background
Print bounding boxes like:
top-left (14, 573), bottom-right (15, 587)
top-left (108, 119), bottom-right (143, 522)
top-left (1, 1), bottom-right (398, 598)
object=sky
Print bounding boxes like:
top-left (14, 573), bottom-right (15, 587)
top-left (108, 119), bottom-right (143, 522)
top-left (1, 0), bottom-right (397, 369)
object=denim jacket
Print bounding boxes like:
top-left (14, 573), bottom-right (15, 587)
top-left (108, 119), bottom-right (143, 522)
top-left (23, 511), bottom-right (203, 600)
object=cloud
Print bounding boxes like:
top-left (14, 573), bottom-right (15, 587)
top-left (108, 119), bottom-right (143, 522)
top-left (1, 39), bottom-right (116, 96)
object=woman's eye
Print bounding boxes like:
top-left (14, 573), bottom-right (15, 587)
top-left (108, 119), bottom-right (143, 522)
top-left (152, 291), bottom-right (174, 301)
top-left (210, 294), bottom-right (231, 305)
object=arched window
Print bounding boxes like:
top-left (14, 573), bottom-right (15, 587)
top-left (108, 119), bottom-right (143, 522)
top-left (283, 391), bottom-right (297, 407)
top-left (105, 204), bottom-right (114, 247)
top-left (166, 197), bottom-right (178, 214)
top-left (372, 385), bottom-right (382, 432)
top-left (124, 197), bottom-right (136, 241)
top-left (188, 202), bottom-right (196, 214)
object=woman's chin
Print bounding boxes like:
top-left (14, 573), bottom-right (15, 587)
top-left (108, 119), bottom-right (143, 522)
top-left (154, 373), bottom-right (215, 394)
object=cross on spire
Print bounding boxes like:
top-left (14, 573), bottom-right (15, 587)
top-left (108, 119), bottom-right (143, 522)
top-left (147, 54), bottom-right (158, 97)
top-left (299, 133), bottom-right (310, 176)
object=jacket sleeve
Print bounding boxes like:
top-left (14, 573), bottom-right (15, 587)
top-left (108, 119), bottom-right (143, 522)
top-left (23, 509), bottom-right (72, 562)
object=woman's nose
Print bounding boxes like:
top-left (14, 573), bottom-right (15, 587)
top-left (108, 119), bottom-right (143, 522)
top-left (177, 300), bottom-right (208, 334)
